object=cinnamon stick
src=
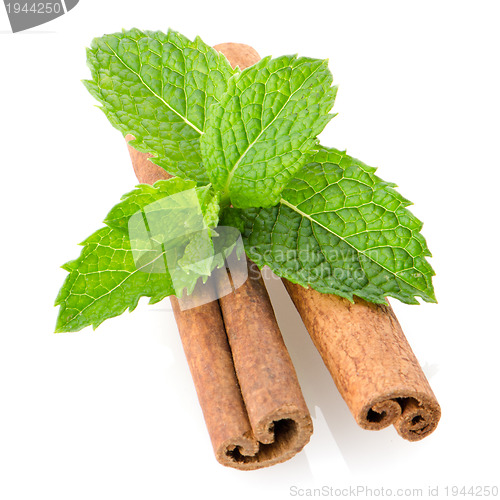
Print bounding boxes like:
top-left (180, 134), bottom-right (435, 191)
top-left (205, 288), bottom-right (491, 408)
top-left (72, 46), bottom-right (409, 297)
top-left (212, 43), bottom-right (440, 440)
top-left (217, 260), bottom-right (312, 465)
top-left (125, 43), bottom-right (312, 469)
top-left (283, 280), bottom-right (441, 441)
top-left (169, 285), bottom-right (265, 468)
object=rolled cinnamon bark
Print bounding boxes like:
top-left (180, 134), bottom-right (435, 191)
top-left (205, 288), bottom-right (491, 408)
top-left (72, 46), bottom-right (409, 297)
top-left (126, 144), bottom-right (170, 185)
top-left (170, 272), bottom-right (312, 470)
top-left (125, 43), bottom-right (313, 469)
top-left (213, 42), bottom-right (261, 69)
top-left (217, 260), bottom-right (312, 466)
top-left (169, 286), bottom-right (263, 468)
top-left (283, 280), bottom-right (441, 441)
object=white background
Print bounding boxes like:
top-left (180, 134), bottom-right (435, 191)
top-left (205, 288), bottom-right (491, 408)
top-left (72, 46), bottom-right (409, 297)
top-left (1, 1), bottom-right (499, 499)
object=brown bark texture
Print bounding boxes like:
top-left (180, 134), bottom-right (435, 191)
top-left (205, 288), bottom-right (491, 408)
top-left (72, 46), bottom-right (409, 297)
top-left (217, 260), bottom-right (312, 466)
top-left (125, 42), bottom-right (313, 469)
top-left (283, 280), bottom-right (441, 441)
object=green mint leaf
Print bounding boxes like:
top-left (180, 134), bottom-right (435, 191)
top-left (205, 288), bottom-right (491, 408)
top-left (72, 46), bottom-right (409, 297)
top-left (200, 55), bottom-right (337, 208)
top-left (175, 186), bottom-right (221, 277)
top-left (104, 177), bottom-right (197, 230)
top-left (178, 230), bottom-right (215, 276)
top-left (54, 226), bottom-right (175, 333)
top-left (106, 178), bottom-right (222, 295)
top-left (103, 178), bottom-right (220, 231)
top-left (84, 28), bottom-right (236, 185)
top-left (55, 179), bottom-right (222, 332)
top-left (194, 184), bottom-right (221, 230)
top-left (222, 146), bottom-right (436, 305)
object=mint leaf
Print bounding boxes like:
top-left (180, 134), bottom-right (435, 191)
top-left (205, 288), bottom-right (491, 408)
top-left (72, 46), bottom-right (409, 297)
top-left (200, 55), bottom-right (337, 208)
top-left (194, 184), bottom-right (221, 230)
top-left (103, 178), bottom-right (220, 231)
top-left (222, 147), bottom-right (436, 305)
top-left (105, 179), bottom-right (222, 296)
top-left (104, 177), bottom-right (197, 229)
top-left (84, 28), bottom-right (236, 184)
top-left (55, 226), bottom-right (175, 333)
top-left (55, 179), bottom-right (222, 332)
top-left (178, 230), bottom-right (215, 276)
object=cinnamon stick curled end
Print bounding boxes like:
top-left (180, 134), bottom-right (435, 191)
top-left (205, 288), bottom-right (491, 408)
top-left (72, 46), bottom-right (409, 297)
top-left (358, 390), bottom-right (441, 441)
top-left (283, 280), bottom-right (441, 442)
top-left (216, 406), bottom-right (313, 470)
